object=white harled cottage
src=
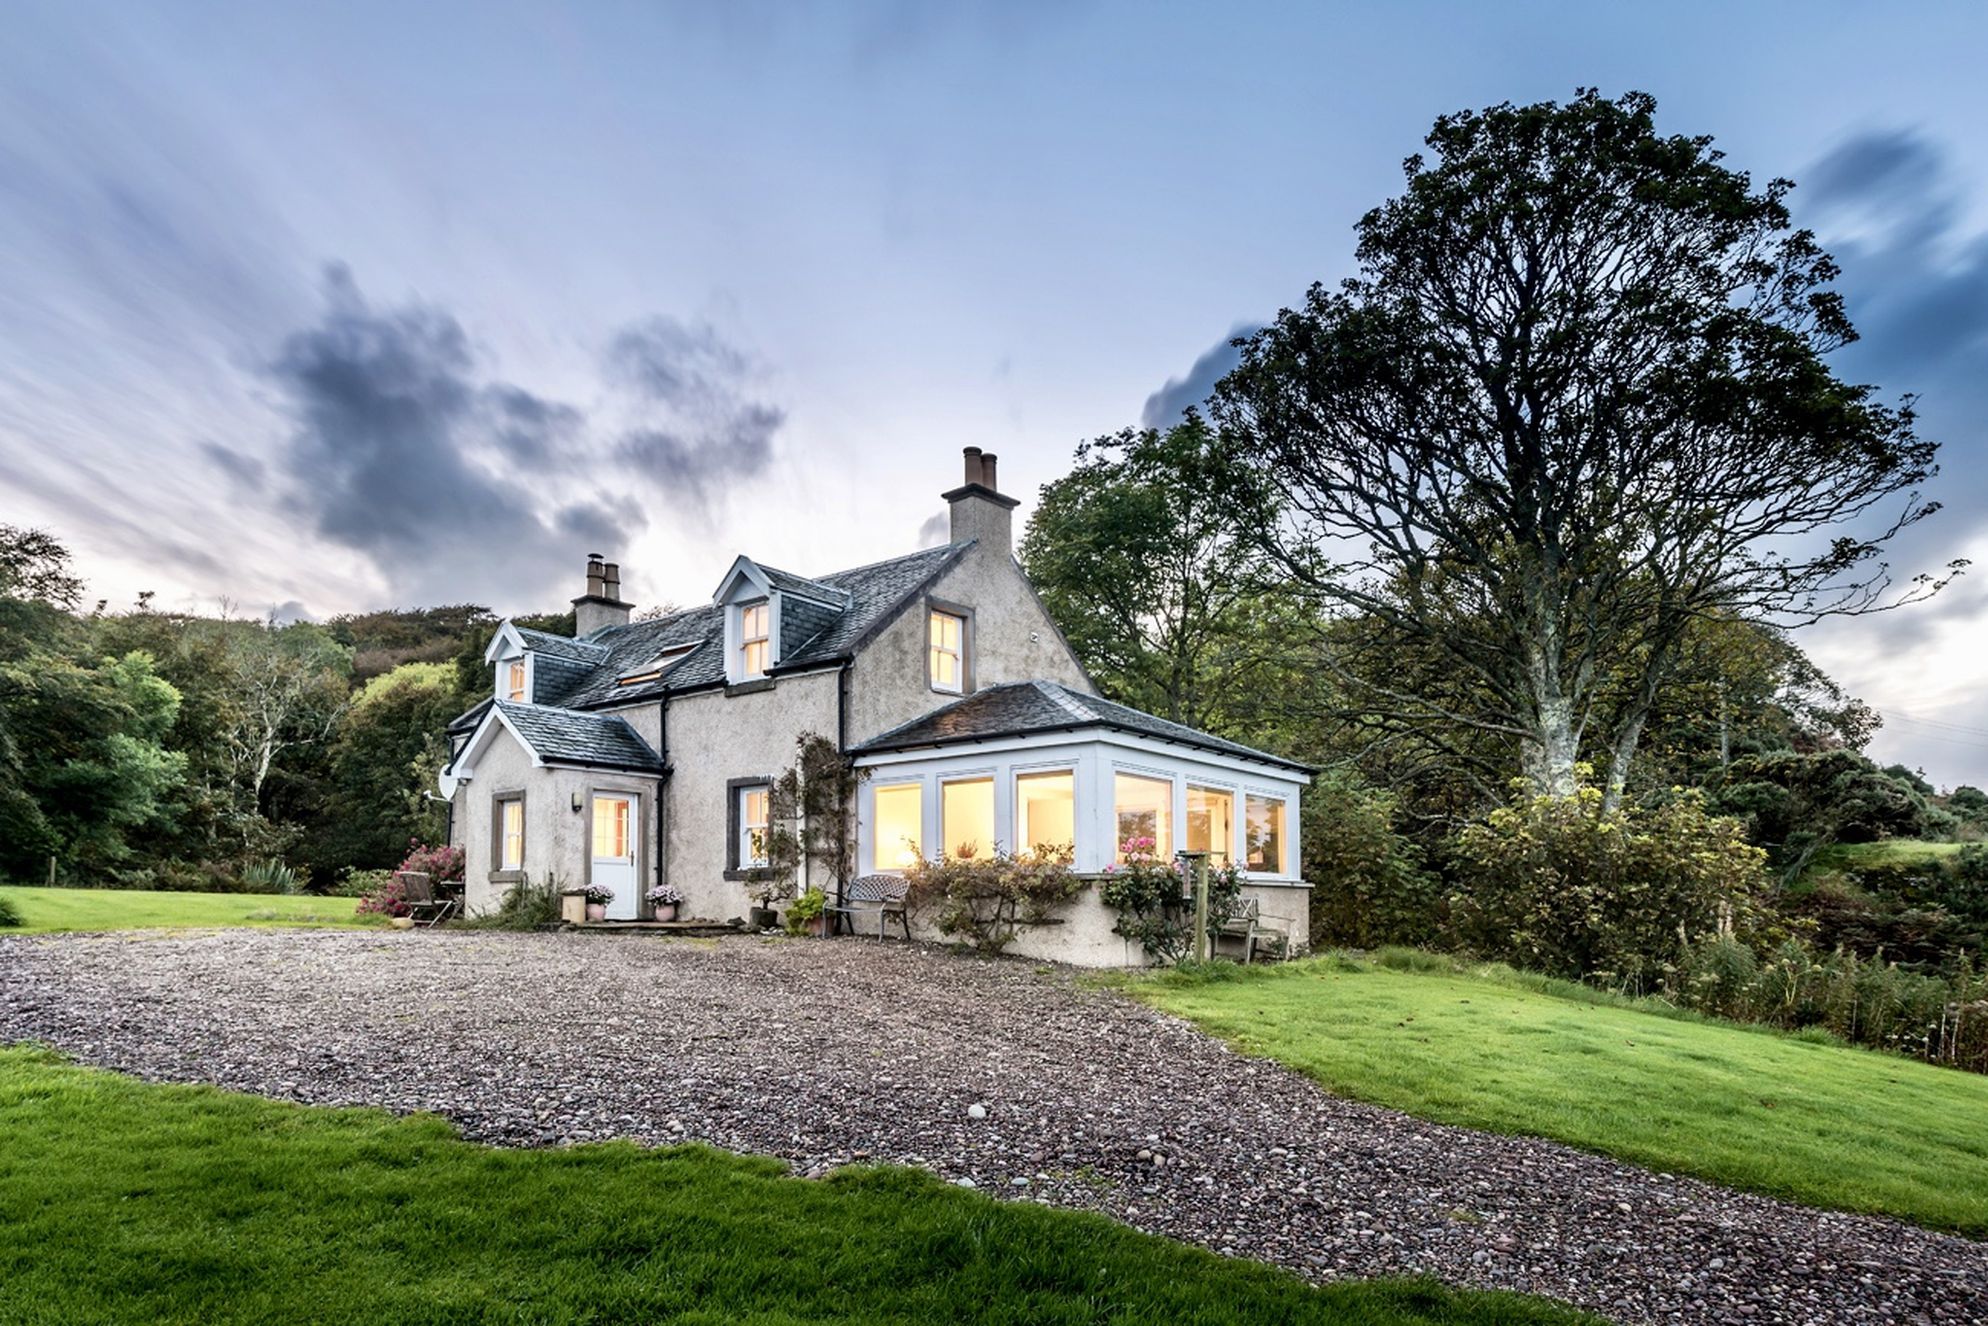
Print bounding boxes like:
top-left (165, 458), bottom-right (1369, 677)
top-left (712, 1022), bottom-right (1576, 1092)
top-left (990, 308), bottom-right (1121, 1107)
top-left (438, 449), bottom-right (1311, 965)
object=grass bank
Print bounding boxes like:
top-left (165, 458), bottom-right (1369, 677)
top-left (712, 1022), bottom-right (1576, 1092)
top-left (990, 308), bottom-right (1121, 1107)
top-left (0, 885), bottom-right (376, 934)
top-left (0, 1046), bottom-right (1587, 1325)
top-left (1126, 952), bottom-right (1988, 1236)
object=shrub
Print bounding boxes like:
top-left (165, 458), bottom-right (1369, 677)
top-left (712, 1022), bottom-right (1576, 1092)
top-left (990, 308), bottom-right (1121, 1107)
top-left (354, 874), bottom-right (408, 919)
top-left (395, 841), bottom-right (464, 887)
top-left (0, 894), bottom-right (21, 928)
top-left (1098, 840), bottom-right (1244, 965)
top-left (904, 846), bottom-right (1080, 953)
top-left (1303, 769), bottom-right (1440, 950)
top-left (784, 887), bottom-right (826, 935)
top-left (240, 859), bottom-right (302, 895)
top-left (1451, 778), bottom-right (1768, 989)
top-left (464, 877), bottom-right (562, 931)
top-left (332, 868), bottom-right (391, 899)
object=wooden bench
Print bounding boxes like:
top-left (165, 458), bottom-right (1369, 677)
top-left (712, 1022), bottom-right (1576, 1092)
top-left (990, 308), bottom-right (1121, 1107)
top-left (1210, 896), bottom-right (1294, 963)
top-left (826, 874), bottom-right (912, 941)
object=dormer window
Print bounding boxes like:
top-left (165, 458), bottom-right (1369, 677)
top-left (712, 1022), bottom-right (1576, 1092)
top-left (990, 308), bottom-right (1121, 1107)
top-left (929, 608), bottom-right (965, 694)
top-left (739, 600), bottom-right (771, 678)
top-left (505, 659), bottom-right (528, 703)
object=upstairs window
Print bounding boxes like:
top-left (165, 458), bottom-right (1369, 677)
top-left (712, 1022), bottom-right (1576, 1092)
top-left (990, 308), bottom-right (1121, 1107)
top-left (929, 609), bottom-right (964, 693)
top-left (505, 659), bottom-right (528, 703)
top-left (739, 600), bottom-right (771, 678)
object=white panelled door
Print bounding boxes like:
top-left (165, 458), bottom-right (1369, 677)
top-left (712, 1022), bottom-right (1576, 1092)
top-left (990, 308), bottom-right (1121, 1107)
top-left (591, 795), bottom-right (638, 920)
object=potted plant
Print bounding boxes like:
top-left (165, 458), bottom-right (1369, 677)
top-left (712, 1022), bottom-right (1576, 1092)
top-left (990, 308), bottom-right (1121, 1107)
top-left (580, 883), bottom-right (615, 923)
top-left (785, 886), bottom-right (828, 938)
top-left (645, 884), bottom-right (684, 922)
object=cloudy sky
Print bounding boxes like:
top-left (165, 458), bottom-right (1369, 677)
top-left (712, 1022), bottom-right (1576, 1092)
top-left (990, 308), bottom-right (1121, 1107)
top-left (3, 2), bottom-right (1986, 783)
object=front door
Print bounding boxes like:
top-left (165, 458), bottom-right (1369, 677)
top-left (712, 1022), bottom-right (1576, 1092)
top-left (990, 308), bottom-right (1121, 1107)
top-left (591, 795), bottom-right (638, 920)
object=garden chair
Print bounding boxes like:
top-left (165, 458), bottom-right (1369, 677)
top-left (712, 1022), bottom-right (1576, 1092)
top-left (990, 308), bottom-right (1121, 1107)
top-left (394, 871), bottom-right (458, 927)
top-left (826, 874), bottom-right (912, 941)
top-left (1211, 897), bottom-right (1296, 964)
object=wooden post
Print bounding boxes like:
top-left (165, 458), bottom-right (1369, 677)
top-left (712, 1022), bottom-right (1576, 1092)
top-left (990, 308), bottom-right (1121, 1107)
top-left (48, 855), bottom-right (56, 887)
top-left (1180, 850), bottom-right (1210, 964)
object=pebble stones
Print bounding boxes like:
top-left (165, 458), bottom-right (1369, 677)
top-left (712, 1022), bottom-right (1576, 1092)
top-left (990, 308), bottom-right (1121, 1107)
top-left (1, 928), bottom-right (1984, 1326)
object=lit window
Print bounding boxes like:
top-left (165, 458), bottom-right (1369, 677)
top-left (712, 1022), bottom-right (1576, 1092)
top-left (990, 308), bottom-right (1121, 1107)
top-left (941, 777), bottom-right (995, 860)
top-left (1016, 771), bottom-right (1074, 858)
top-left (929, 610), bottom-right (965, 693)
top-left (740, 601), bottom-right (771, 677)
top-left (591, 797), bottom-right (631, 860)
top-left (738, 785), bottom-right (771, 868)
top-left (1187, 786), bottom-right (1235, 865)
top-left (505, 659), bottom-right (527, 703)
top-left (1245, 795), bottom-right (1286, 874)
top-left (499, 797), bottom-right (525, 870)
top-left (873, 782), bottom-right (924, 871)
top-left (1114, 773), bottom-right (1172, 861)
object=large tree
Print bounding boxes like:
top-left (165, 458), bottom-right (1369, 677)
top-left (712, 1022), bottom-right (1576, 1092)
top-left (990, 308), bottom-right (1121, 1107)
top-left (1214, 90), bottom-right (1957, 809)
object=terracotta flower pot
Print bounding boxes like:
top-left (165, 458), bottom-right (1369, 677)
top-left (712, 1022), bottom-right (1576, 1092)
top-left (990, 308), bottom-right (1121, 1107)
top-left (585, 902), bottom-right (607, 923)
top-left (653, 903), bottom-right (680, 922)
top-left (390, 916), bottom-right (416, 930)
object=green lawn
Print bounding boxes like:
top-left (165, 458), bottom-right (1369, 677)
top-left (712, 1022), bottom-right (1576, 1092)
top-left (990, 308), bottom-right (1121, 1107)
top-left (1129, 954), bottom-right (1988, 1235)
top-left (0, 885), bottom-right (378, 933)
top-left (1811, 839), bottom-right (1970, 872)
top-left (0, 1047), bottom-right (1586, 1326)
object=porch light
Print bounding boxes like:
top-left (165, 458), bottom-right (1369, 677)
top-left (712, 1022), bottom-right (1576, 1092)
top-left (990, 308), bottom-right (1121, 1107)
top-left (571, 792), bottom-right (584, 814)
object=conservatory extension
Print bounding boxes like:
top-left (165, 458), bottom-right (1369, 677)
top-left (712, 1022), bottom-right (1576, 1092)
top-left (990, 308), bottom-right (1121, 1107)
top-left (847, 680), bottom-right (1312, 966)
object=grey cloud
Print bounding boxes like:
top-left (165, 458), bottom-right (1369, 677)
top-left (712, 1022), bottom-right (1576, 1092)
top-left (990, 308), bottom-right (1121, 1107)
top-left (917, 511), bottom-right (950, 548)
top-left (1140, 323), bottom-right (1259, 429)
top-left (485, 385), bottom-right (583, 467)
top-left (608, 316), bottom-right (783, 507)
top-left (200, 442), bottom-right (267, 491)
top-left (268, 264), bottom-right (635, 607)
top-left (268, 599), bottom-right (315, 625)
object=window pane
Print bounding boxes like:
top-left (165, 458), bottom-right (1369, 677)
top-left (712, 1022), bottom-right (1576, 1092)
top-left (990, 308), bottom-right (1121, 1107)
top-left (1245, 795), bottom-right (1286, 874)
top-left (873, 782), bottom-right (923, 870)
top-left (1114, 773), bottom-right (1172, 861)
top-left (741, 787), bottom-right (770, 866)
top-left (501, 799), bottom-right (524, 869)
top-left (1016, 771), bottom-right (1074, 858)
top-left (740, 602), bottom-right (770, 676)
top-left (592, 798), bottom-right (630, 859)
top-left (1187, 786), bottom-right (1235, 865)
top-left (941, 778), bottom-right (995, 860)
top-left (506, 661), bottom-right (526, 702)
top-left (929, 610), bottom-right (963, 690)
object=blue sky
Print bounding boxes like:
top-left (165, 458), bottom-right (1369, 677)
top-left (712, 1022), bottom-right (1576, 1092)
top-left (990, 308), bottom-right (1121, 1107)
top-left (3, 1), bottom-right (1987, 782)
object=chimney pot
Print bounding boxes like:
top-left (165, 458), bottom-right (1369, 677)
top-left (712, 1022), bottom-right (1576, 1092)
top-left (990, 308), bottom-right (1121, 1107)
top-left (585, 555), bottom-right (606, 599)
top-left (602, 562), bottom-right (622, 601)
top-left (980, 452), bottom-right (998, 492)
top-left (962, 445), bottom-right (985, 487)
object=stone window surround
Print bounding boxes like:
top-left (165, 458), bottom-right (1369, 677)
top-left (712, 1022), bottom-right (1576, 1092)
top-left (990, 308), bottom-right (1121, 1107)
top-left (488, 789), bottom-right (527, 884)
top-left (722, 774), bottom-right (777, 880)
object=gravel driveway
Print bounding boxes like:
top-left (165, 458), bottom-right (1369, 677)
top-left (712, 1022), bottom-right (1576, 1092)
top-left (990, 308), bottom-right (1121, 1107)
top-left (3, 929), bottom-right (1983, 1325)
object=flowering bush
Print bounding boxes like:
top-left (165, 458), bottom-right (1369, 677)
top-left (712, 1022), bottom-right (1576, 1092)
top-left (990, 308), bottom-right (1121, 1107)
top-left (355, 875), bottom-right (409, 918)
top-left (1099, 841), bottom-right (1244, 964)
top-left (396, 840), bottom-right (465, 887)
top-left (903, 844), bottom-right (1080, 953)
top-left (580, 883), bottom-right (616, 905)
top-left (645, 885), bottom-right (684, 908)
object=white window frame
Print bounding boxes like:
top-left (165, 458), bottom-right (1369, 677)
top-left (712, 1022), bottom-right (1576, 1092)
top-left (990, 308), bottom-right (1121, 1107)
top-left (939, 773), bottom-right (997, 862)
top-left (1013, 765), bottom-right (1078, 860)
top-left (737, 599), bottom-right (772, 680)
top-left (737, 784), bottom-right (771, 869)
top-left (495, 652), bottom-right (533, 704)
top-left (870, 778), bottom-right (926, 873)
top-left (1242, 789), bottom-right (1290, 878)
top-left (928, 608), bottom-right (965, 694)
top-left (1185, 781), bottom-right (1238, 866)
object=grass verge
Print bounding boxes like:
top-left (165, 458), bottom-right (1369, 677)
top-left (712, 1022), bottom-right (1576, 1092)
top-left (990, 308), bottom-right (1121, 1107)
top-left (0, 885), bottom-right (377, 934)
top-left (0, 1046), bottom-right (1589, 1325)
top-left (1123, 951), bottom-right (1988, 1236)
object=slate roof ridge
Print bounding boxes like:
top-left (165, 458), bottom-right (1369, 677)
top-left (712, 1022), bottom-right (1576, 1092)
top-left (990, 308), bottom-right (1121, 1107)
top-left (1034, 679), bottom-right (1098, 724)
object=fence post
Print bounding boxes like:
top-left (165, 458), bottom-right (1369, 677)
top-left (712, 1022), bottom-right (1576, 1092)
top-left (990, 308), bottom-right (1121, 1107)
top-left (1179, 850), bottom-right (1210, 964)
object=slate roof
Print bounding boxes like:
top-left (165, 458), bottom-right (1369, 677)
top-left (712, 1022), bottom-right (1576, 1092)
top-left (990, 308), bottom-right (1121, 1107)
top-left (539, 543), bottom-right (968, 711)
top-left (491, 700), bottom-right (664, 772)
top-left (848, 680), bottom-right (1314, 775)
top-left (515, 627), bottom-right (608, 663)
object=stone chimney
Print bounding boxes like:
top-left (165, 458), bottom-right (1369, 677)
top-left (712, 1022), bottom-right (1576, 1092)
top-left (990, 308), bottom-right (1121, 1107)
top-left (572, 552), bottom-right (632, 637)
top-left (942, 446), bottom-right (1020, 554)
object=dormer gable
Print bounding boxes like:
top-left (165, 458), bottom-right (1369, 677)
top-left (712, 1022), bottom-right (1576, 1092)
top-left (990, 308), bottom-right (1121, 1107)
top-left (484, 622), bottom-right (534, 703)
top-left (711, 556), bottom-right (851, 685)
top-left (481, 621), bottom-right (608, 705)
